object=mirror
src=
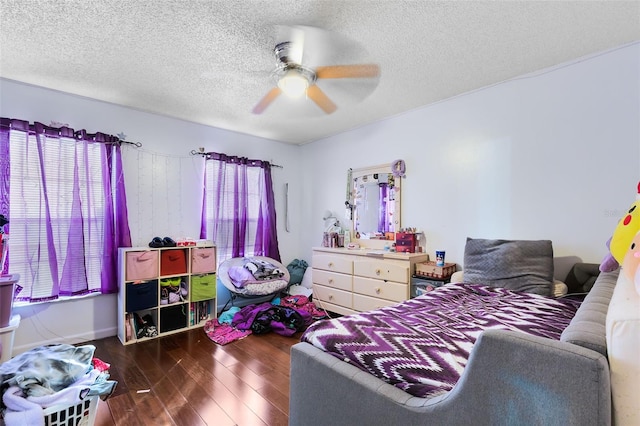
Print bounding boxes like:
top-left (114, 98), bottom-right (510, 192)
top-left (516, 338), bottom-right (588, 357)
top-left (349, 163), bottom-right (401, 238)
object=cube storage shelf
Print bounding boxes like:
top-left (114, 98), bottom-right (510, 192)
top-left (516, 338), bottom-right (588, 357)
top-left (117, 245), bottom-right (217, 345)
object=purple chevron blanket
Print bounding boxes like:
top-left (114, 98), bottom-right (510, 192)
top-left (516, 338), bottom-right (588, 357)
top-left (301, 283), bottom-right (581, 398)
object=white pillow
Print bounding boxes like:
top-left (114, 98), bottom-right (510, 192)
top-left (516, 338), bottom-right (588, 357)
top-left (450, 271), bottom-right (464, 283)
top-left (301, 266), bottom-right (313, 289)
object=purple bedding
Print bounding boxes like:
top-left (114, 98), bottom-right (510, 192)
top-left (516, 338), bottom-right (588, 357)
top-left (301, 283), bottom-right (581, 398)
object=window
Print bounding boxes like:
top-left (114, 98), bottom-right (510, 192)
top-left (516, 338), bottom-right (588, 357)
top-left (0, 119), bottom-right (130, 302)
top-left (200, 153), bottom-right (280, 264)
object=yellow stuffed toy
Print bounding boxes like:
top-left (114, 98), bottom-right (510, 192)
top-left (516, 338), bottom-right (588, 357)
top-left (609, 181), bottom-right (640, 265)
top-left (605, 181), bottom-right (640, 425)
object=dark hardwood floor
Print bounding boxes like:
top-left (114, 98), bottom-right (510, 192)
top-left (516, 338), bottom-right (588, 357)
top-left (90, 327), bottom-right (301, 426)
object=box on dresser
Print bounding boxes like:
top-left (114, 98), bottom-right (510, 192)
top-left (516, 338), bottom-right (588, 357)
top-left (395, 232), bottom-right (417, 253)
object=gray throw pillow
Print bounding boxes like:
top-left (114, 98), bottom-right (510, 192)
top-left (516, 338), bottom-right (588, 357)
top-left (462, 238), bottom-right (554, 296)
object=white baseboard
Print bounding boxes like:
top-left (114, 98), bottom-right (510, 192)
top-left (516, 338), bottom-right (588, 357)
top-left (12, 326), bottom-right (118, 356)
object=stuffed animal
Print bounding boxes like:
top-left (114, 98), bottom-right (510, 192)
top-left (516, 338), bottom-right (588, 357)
top-left (605, 191), bottom-right (640, 424)
top-left (600, 181), bottom-right (640, 272)
top-left (609, 181), bottom-right (640, 265)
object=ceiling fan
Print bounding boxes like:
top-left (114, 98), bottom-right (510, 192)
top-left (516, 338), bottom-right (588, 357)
top-left (252, 26), bottom-right (380, 115)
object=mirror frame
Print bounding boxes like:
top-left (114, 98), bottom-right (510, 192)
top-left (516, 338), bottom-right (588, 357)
top-left (350, 163), bottom-right (401, 241)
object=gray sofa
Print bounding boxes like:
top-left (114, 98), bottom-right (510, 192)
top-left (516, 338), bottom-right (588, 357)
top-left (289, 269), bottom-right (618, 426)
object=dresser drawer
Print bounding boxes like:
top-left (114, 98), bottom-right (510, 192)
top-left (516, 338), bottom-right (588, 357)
top-left (353, 259), bottom-right (409, 283)
top-left (313, 300), bottom-right (356, 317)
top-left (313, 284), bottom-right (353, 309)
top-left (312, 254), bottom-right (353, 274)
top-left (312, 269), bottom-right (352, 291)
top-left (353, 293), bottom-right (398, 312)
top-left (353, 276), bottom-right (408, 302)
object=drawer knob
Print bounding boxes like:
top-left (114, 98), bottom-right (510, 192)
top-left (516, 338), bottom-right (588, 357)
top-left (328, 262), bottom-right (334, 268)
top-left (329, 294), bottom-right (334, 300)
top-left (375, 269), bottom-right (381, 276)
top-left (375, 287), bottom-right (381, 294)
top-left (328, 279), bottom-right (334, 284)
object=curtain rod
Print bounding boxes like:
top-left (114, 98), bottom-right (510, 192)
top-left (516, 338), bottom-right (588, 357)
top-left (114, 132), bottom-right (142, 147)
top-left (0, 119), bottom-right (144, 147)
top-left (119, 139), bottom-right (143, 147)
top-left (189, 149), bottom-right (283, 169)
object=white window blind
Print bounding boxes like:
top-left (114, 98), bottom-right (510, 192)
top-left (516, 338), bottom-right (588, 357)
top-left (203, 160), bottom-right (263, 263)
top-left (8, 130), bottom-right (106, 300)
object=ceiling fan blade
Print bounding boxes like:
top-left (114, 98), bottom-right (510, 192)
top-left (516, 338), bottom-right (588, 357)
top-left (274, 25), bottom-right (305, 64)
top-left (316, 64), bottom-right (380, 79)
top-left (252, 87), bottom-right (282, 114)
top-left (307, 85), bottom-right (337, 114)
top-left (288, 27), bottom-right (305, 64)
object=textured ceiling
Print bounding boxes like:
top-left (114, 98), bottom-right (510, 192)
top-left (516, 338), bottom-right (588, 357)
top-left (1, 1), bottom-right (639, 145)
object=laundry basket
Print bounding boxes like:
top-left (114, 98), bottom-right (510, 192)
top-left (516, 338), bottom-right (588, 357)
top-left (42, 395), bottom-right (98, 426)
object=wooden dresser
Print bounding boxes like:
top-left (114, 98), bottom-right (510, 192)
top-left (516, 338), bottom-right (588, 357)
top-left (312, 247), bottom-right (429, 315)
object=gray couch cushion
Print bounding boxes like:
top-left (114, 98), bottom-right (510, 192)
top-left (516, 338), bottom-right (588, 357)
top-left (462, 238), bottom-right (554, 296)
top-left (560, 268), bottom-right (618, 356)
top-left (564, 262), bottom-right (601, 293)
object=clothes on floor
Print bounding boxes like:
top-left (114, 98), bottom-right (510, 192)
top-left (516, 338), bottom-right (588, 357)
top-left (218, 306), bottom-right (241, 324)
top-left (205, 293), bottom-right (324, 345)
top-left (279, 295), bottom-right (327, 320)
top-left (204, 318), bottom-right (252, 345)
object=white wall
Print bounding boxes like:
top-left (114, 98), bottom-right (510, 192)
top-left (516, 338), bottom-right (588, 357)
top-left (0, 80), bottom-right (304, 352)
top-left (300, 42), bottom-right (640, 268)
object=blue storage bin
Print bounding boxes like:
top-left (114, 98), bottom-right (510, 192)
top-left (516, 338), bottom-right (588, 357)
top-left (126, 280), bottom-right (158, 312)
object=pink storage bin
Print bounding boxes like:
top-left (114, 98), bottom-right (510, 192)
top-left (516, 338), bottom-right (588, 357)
top-left (125, 251), bottom-right (159, 281)
top-left (191, 247), bottom-right (216, 274)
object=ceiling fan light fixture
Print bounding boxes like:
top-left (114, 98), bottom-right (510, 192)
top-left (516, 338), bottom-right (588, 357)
top-left (253, 27), bottom-right (379, 115)
top-left (277, 69), bottom-right (309, 98)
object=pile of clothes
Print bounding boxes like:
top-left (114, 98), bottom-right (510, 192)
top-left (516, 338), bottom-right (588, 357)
top-left (226, 257), bottom-right (290, 296)
top-left (204, 295), bottom-right (326, 345)
top-left (243, 258), bottom-right (285, 281)
top-left (0, 343), bottom-right (117, 426)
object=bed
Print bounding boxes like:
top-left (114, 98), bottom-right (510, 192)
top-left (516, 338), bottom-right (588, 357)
top-left (289, 239), bottom-right (615, 425)
top-left (300, 283), bottom-right (581, 399)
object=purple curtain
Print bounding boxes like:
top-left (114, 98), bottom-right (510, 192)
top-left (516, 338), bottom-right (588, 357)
top-left (0, 118), bottom-right (131, 300)
top-left (200, 152), bottom-right (280, 262)
top-left (254, 164), bottom-right (280, 259)
top-left (378, 183), bottom-right (389, 233)
top-left (0, 122), bottom-right (9, 275)
top-left (102, 132), bottom-right (132, 293)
